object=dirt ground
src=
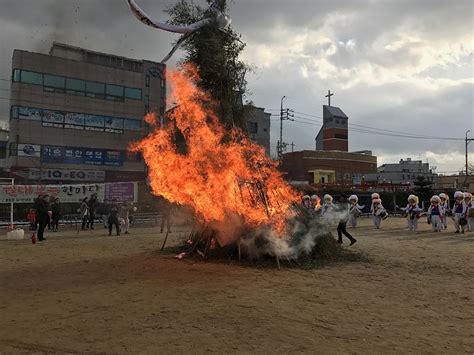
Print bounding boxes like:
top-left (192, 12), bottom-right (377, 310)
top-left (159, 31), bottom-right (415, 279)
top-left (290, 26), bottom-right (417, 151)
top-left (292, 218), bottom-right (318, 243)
top-left (0, 217), bottom-right (473, 354)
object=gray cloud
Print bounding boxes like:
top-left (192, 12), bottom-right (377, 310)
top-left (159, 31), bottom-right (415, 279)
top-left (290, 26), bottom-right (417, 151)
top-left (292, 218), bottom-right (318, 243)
top-left (0, 0), bottom-right (472, 172)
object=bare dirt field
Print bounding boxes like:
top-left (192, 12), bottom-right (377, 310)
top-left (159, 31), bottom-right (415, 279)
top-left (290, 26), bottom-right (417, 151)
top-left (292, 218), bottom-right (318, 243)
top-left (0, 217), bottom-right (473, 353)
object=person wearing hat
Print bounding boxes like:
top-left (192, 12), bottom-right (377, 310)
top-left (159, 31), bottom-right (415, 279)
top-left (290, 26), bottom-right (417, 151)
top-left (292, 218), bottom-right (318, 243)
top-left (464, 192), bottom-right (473, 232)
top-left (452, 191), bottom-right (466, 234)
top-left (371, 197), bottom-right (387, 229)
top-left (400, 194), bottom-right (423, 232)
top-left (348, 194), bottom-right (364, 228)
top-left (302, 195), bottom-right (312, 210)
top-left (428, 195), bottom-right (444, 232)
top-left (439, 193), bottom-right (450, 230)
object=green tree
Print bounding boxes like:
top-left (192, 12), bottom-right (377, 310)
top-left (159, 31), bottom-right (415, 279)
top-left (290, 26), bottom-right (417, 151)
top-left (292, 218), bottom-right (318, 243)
top-left (166, 0), bottom-right (249, 129)
top-left (413, 176), bottom-right (434, 203)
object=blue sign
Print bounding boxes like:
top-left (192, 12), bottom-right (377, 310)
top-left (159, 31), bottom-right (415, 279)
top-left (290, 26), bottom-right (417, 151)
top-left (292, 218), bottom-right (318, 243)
top-left (42, 145), bottom-right (124, 166)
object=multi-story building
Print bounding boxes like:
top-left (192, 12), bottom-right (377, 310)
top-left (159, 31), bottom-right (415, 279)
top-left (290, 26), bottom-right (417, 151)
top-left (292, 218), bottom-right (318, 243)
top-left (364, 158), bottom-right (437, 187)
top-left (244, 104), bottom-right (271, 156)
top-left (7, 43), bottom-right (165, 183)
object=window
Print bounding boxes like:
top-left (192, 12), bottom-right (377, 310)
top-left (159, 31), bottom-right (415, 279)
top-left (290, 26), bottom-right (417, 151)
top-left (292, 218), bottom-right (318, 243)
top-left (124, 119), bottom-right (142, 131)
top-left (20, 70), bottom-right (43, 85)
top-left (44, 74), bottom-right (65, 89)
top-left (106, 84), bottom-right (124, 101)
top-left (12, 69), bottom-right (21, 82)
top-left (125, 87), bottom-right (142, 100)
top-left (248, 121), bottom-right (258, 134)
top-left (66, 78), bottom-right (86, 95)
top-left (10, 106), bottom-right (18, 119)
top-left (86, 81), bottom-right (105, 98)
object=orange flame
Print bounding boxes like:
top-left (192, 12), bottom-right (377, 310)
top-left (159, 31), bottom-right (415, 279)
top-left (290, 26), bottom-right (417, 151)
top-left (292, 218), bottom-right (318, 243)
top-left (130, 65), bottom-right (299, 237)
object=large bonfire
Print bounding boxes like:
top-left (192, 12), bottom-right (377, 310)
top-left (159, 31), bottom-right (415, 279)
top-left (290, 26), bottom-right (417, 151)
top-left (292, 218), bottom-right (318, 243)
top-left (131, 65), bottom-right (337, 262)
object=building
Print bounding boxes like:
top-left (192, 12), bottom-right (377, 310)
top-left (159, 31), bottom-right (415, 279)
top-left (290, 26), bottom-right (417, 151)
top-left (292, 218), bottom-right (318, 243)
top-left (364, 158), bottom-right (437, 188)
top-left (7, 42), bottom-right (166, 183)
top-left (282, 101), bottom-right (377, 185)
top-left (315, 105), bottom-right (348, 151)
top-left (0, 129), bottom-right (9, 172)
top-left (436, 174), bottom-right (473, 191)
top-left (282, 150), bottom-right (376, 185)
top-left (244, 104), bottom-right (271, 155)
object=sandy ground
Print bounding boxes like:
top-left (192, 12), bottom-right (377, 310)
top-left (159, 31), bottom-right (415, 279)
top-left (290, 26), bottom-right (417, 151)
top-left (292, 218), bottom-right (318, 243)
top-left (0, 217), bottom-right (473, 354)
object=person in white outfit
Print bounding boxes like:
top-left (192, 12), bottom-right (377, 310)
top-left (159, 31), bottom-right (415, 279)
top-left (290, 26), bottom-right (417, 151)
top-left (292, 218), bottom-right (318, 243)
top-left (438, 193), bottom-right (450, 230)
top-left (371, 198), bottom-right (386, 229)
top-left (400, 194), bottom-right (423, 232)
top-left (310, 194), bottom-right (321, 213)
top-left (452, 191), bottom-right (467, 234)
top-left (348, 194), bottom-right (364, 228)
top-left (427, 195), bottom-right (444, 232)
top-left (463, 192), bottom-right (473, 232)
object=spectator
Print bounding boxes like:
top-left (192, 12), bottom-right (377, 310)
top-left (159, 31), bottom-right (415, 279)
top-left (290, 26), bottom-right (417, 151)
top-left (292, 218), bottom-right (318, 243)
top-left (51, 198), bottom-right (61, 232)
top-left (87, 193), bottom-right (98, 230)
top-left (98, 199), bottom-right (111, 229)
top-left (119, 201), bottom-right (132, 234)
top-left (108, 199), bottom-right (120, 236)
top-left (79, 197), bottom-right (89, 230)
top-left (336, 195), bottom-right (357, 246)
top-left (36, 195), bottom-right (50, 241)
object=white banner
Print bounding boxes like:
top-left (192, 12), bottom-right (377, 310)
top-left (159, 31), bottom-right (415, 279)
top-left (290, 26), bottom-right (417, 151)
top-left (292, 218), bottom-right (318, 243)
top-left (27, 168), bottom-right (106, 182)
top-left (0, 182), bottom-right (137, 204)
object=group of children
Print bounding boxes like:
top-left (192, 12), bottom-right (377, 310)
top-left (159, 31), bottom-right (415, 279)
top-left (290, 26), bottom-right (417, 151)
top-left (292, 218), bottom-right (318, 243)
top-left (401, 191), bottom-right (474, 233)
top-left (301, 190), bottom-right (474, 234)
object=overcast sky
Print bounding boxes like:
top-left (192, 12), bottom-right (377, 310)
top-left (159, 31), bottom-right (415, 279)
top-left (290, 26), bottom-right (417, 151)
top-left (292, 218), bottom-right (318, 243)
top-left (0, 0), bottom-right (472, 174)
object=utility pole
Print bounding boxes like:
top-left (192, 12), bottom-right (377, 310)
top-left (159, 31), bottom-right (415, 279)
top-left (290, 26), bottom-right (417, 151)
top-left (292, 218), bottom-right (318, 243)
top-left (278, 95), bottom-right (285, 161)
top-left (464, 130), bottom-right (473, 188)
top-left (277, 97), bottom-right (295, 161)
top-left (290, 142), bottom-right (295, 152)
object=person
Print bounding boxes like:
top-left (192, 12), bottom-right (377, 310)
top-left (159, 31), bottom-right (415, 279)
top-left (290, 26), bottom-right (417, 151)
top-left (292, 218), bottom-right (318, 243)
top-left (302, 195), bottom-right (312, 210)
top-left (427, 195), bottom-right (444, 232)
top-left (119, 201), bottom-right (132, 234)
top-left (35, 195), bottom-right (50, 241)
top-left (452, 191), bottom-right (466, 234)
top-left (464, 192), bottom-right (473, 232)
top-left (348, 194), bottom-right (364, 228)
top-left (108, 199), bottom-right (120, 236)
top-left (27, 208), bottom-right (36, 231)
top-left (400, 194), bottom-right (423, 232)
top-left (79, 197), bottom-right (89, 230)
top-left (99, 199), bottom-right (111, 229)
top-left (336, 195), bottom-right (357, 245)
top-left (371, 197), bottom-right (387, 229)
top-left (87, 193), bottom-right (98, 230)
top-left (439, 193), bottom-right (450, 230)
top-left (320, 194), bottom-right (335, 215)
top-left (51, 198), bottom-right (61, 232)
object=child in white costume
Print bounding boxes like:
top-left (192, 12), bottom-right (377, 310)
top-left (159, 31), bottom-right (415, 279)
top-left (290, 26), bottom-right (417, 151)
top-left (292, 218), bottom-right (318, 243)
top-left (371, 198), bottom-right (386, 229)
top-left (321, 194), bottom-right (334, 215)
top-left (348, 194), bottom-right (364, 227)
top-left (439, 193), bottom-right (450, 230)
top-left (310, 194), bottom-right (321, 212)
top-left (464, 192), bottom-right (473, 232)
top-left (401, 195), bottom-right (423, 232)
top-left (427, 195), bottom-right (444, 232)
top-left (452, 191), bottom-right (467, 234)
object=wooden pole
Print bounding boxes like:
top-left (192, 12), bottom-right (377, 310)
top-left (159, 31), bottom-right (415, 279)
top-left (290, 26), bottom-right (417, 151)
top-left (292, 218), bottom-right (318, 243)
top-left (161, 230), bottom-right (170, 251)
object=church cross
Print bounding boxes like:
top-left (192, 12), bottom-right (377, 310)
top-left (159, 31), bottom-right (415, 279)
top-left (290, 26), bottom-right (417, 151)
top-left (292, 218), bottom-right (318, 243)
top-left (325, 90), bottom-right (334, 106)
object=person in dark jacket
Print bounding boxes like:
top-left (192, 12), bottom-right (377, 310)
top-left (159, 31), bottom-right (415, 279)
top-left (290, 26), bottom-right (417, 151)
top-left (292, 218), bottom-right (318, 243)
top-left (108, 199), bottom-right (120, 236)
top-left (336, 195), bottom-right (357, 246)
top-left (35, 195), bottom-right (50, 241)
top-left (79, 197), bottom-right (89, 230)
top-left (51, 198), bottom-right (61, 232)
top-left (86, 193), bottom-right (98, 230)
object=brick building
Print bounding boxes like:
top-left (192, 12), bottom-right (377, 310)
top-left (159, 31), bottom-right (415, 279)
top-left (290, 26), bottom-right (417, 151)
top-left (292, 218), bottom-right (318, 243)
top-left (282, 150), bottom-right (377, 185)
top-left (282, 102), bottom-right (377, 185)
top-left (315, 105), bottom-right (348, 151)
top-left (7, 43), bottom-right (165, 183)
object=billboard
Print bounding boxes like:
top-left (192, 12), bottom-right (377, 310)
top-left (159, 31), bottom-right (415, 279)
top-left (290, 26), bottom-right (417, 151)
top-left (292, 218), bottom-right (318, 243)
top-left (42, 145), bottom-right (124, 166)
top-left (17, 144), bottom-right (41, 158)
